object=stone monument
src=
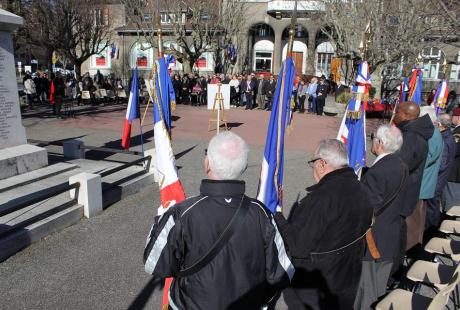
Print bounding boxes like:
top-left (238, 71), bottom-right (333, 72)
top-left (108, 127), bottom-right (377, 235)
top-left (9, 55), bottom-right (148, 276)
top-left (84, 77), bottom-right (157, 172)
top-left (0, 9), bottom-right (47, 180)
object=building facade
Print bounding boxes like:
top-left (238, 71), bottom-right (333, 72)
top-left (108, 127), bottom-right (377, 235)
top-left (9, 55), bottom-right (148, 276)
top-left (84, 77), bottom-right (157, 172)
top-left (80, 0), bottom-right (459, 93)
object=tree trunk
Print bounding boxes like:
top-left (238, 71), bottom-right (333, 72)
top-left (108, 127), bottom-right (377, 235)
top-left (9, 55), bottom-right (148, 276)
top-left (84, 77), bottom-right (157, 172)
top-left (74, 61), bottom-right (82, 80)
top-left (182, 59), bottom-right (192, 74)
top-left (371, 65), bottom-right (384, 99)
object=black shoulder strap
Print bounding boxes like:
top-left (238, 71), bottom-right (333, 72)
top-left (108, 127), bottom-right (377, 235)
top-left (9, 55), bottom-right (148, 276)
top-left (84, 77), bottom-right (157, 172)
top-left (375, 162), bottom-right (408, 217)
top-left (177, 196), bottom-right (249, 278)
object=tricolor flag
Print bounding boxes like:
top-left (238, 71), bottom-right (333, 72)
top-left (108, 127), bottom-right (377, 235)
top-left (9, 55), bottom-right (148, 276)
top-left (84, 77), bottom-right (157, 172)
top-left (337, 61), bottom-right (369, 174)
top-left (121, 68), bottom-right (139, 149)
top-left (153, 57), bottom-right (177, 131)
top-left (408, 66), bottom-right (423, 105)
top-left (257, 57), bottom-right (295, 213)
top-left (145, 65), bottom-right (186, 310)
top-left (434, 80), bottom-right (449, 115)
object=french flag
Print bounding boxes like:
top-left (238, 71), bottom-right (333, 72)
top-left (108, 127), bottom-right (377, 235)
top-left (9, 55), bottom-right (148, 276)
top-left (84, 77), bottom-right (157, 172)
top-left (121, 68), bottom-right (139, 149)
top-left (257, 58), bottom-right (295, 213)
top-left (434, 80), bottom-right (449, 115)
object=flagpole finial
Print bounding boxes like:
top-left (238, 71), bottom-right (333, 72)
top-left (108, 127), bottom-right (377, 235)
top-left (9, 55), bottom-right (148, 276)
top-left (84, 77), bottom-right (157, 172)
top-left (287, 28), bottom-right (295, 56)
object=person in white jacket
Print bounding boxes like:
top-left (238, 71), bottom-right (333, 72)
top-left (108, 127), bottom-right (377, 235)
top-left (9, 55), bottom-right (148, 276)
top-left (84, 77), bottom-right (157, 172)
top-left (24, 73), bottom-right (37, 108)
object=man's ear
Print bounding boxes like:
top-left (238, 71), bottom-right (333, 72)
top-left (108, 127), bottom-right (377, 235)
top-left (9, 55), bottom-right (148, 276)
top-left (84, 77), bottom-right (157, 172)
top-left (204, 156), bottom-right (211, 177)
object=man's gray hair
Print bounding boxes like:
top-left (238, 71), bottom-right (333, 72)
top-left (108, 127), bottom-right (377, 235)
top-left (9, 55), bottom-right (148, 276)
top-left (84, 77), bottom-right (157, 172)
top-left (316, 139), bottom-right (349, 169)
top-left (437, 113), bottom-right (452, 129)
top-left (375, 124), bottom-right (403, 153)
top-left (207, 132), bottom-right (249, 180)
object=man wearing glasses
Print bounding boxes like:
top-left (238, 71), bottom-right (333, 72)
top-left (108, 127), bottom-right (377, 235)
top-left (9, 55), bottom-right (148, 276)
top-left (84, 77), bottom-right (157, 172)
top-left (274, 139), bottom-right (373, 310)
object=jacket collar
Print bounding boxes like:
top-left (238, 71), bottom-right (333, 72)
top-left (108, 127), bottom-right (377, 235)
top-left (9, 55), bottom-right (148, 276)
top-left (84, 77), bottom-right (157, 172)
top-left (306, 167), bottom-right (355, 192)
top-left (200, 179), bottom-right (246, 197)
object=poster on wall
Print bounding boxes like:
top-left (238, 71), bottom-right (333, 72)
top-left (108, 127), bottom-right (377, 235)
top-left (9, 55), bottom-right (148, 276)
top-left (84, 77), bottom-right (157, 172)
top-left (95, 54), bottom-right (107, 66)
top-left (137, 51), bottom-right (149, 67)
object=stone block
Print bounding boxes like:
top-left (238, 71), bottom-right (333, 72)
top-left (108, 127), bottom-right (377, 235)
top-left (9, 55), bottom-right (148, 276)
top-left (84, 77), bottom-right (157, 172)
top-left (0, 144), bottom-right (48, 180)
top-left (144, 148), bottom-right (158, 183)
top-left (69, 172), bottom-right (102, 218)
top-left (63, 139), bottom-right (85, 159)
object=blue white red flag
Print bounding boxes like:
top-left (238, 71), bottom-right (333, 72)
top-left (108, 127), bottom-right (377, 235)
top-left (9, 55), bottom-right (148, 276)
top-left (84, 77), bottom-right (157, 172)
top-left (257, 58), bottom-right (295, 213)
top-left (337, 61), bottom-right (369, 174)
top-left (434, 80), bottom-right (449, 115)
top-left (408, 66), bottom-right (423, 105)
top-left (121, 67), bottom-right (139, 149)
top-left (153, 57), bottom-right (176, 131)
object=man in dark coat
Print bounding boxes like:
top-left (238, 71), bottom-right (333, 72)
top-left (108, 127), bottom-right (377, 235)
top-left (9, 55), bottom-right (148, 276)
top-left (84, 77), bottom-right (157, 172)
top-left (241, 74), bottom-right (257, 110)
top-left (427, 113), bottom-right (456, 226)
top-left (444, 107), bottom-right (460, 209)
top-left (393, 101), bottom-right (434, 250)
top-left (355, 125), bottom-right (408, 309)
top-left (265, 75), bottom-right (276, 110)
top-left (315, 78), bottom-right (328, 116)
top-left (275, 139), bottom-right (373, 310)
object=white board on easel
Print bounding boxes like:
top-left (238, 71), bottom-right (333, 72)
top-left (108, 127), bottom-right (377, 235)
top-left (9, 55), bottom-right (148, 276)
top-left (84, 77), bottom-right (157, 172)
top-left (207, 84), bottom-right (230, 110)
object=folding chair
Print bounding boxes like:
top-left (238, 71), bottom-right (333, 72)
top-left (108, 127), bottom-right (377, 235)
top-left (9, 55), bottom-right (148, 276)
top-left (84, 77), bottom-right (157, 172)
top-left (440, 220), bottom-right (460, 235)
top-left (375, 272), bottom-right (460, 310)
top-left (447, 206), bottom-right (460, 218)
top-left (424, 238), bottom-right (460, 263)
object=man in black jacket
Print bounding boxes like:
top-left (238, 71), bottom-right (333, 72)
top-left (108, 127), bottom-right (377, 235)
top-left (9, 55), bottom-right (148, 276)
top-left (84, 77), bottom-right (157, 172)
top-left (144, 132), bottom-right (293, 310)
top-left (275, 139), bottom-right (373, 310)
top-left (444, 107), bottom-right (460, 209)
top-left (393, 101), bottom-right (434, 250)
top-left (354, 125), bottom-right (408, 310)
top-left (265, 75), bottom-right (276, 110)
top-left (315, 78), bottom-right (328, 116)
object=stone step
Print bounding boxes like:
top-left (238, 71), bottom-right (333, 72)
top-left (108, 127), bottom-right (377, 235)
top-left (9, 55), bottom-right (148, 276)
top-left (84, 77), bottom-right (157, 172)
top-left (0, 162), bottom-right (78, 193)
top-left (0, 158), bottom-right (155, 262)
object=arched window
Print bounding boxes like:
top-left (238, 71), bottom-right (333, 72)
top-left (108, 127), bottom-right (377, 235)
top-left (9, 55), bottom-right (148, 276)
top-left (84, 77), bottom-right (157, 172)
top-left (130, 42), bottom-right (154, 69)
top-left (422, 47), bottom-right (445, 80)
top-left (253, 40), bottom-right (274, 72)
top-left (316, 42), bottom-right (334, 76)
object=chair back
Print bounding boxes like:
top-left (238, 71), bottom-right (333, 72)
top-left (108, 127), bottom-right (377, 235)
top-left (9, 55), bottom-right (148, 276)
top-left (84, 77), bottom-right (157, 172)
top-left (428, 272), bottom-right (460, 309)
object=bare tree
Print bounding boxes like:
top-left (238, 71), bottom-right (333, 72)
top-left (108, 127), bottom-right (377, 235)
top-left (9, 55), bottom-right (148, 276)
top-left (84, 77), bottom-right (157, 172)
top-left (121, 0), bottom-right (245, 73)
top-left (24, 0), bottom-right (112, 78)
top-left (320, 0), bottom-right (450, 97)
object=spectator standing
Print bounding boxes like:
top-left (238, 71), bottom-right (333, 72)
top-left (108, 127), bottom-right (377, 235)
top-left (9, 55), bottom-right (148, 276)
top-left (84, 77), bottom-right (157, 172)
top-left (427, 89), bottom-right (436, 106)
top-left (256, 74), bottom-right (267, 109)
top-left (275, 139), bottom-right (373, 310)
top-left (265, 75), bottom-right (276, 110)
top-left (23, 73), bottom-right (36, 108)
top-left (144, 132), bottom-right (293, 309)
top-left (53, 73), bottom-right (66, 118)
top-left (443, 107), bottom-right (460, 210)
top-left (418, 107), bottom-right (443, 229)
top-left (393, 102), bottom-right (434, 250)
top-left (308, 77), bottom-right (318, 113)
top-left (229, 75), bottom-right (240, 107)
top-left (426, 113), bottom-right (456, 227)
top-left (446, 91), bottom-right (459, 114)
top-left (354, 125), bottom-right (408, 310)
top-left (241, 75), bottom-right (256, 110)
top-left (297, 79), bottom-right (308, 113)
top-left (316, 77), bottom-right (327, 115)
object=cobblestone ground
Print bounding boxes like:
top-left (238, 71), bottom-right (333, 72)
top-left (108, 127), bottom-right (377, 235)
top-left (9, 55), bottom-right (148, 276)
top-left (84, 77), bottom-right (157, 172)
top-left (0, 102), bottom-right (392, 309)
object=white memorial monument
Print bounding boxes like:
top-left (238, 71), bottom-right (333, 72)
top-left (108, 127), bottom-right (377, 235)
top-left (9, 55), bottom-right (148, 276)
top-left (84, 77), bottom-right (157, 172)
top-left (0, 9), bottom-right (47, 180)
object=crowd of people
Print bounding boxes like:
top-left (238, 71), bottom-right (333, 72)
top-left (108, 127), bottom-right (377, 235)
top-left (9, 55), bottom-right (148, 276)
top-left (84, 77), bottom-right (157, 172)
top-left (170, 72), bottom-right (334, 115)
top-left (22, 69), bottom-right (126, 118)
top-left (144, 101), bottom-right (460, 309)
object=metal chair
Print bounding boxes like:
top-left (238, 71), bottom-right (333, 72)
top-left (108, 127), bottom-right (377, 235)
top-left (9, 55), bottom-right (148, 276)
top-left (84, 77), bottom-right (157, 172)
top-left (375, 272), bottom-right (459, 310)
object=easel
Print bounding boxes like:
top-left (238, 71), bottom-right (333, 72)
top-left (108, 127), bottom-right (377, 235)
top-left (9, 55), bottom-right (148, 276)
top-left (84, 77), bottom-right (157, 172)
top-left (208, 83), bottom-right (228, 134)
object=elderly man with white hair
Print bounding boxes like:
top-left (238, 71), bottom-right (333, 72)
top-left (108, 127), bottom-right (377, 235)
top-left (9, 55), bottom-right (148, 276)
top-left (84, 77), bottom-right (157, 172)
top-left (354, 125), bottom-right (409, 310)
top-left (144, 131), bottom-right (293, 310)
top-left (275, 139), bottom-right (373, 310)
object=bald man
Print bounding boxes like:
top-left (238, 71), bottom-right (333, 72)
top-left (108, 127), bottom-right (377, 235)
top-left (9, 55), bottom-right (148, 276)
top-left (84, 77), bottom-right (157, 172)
top-left (393, 101), bottom-right (434, 250)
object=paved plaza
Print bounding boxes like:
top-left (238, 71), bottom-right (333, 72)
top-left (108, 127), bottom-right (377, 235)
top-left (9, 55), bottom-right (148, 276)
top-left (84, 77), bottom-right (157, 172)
top-left (0, 103), bottom-right (381, 309)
